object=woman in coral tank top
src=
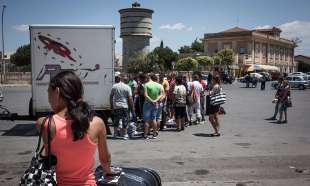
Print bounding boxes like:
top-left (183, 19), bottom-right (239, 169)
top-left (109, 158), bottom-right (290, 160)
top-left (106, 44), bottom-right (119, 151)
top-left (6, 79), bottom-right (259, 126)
top-left (37, 71), bottom-right (115, 186)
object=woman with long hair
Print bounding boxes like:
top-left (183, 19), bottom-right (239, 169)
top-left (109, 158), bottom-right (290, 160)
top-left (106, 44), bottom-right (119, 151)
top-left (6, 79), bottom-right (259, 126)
top-left (277, 79), bottom-right (290, 123)
top-left (208, 75), bottom-right (222, 137)
top-left (37, 71), bottom-right (116, 185)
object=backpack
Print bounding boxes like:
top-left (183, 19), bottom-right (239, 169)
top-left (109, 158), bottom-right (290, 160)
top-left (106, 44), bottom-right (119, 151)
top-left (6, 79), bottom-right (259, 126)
top-left (186, 84), bottom-right (198, 106)
top-left (175, 86), bottom-right (186, 106)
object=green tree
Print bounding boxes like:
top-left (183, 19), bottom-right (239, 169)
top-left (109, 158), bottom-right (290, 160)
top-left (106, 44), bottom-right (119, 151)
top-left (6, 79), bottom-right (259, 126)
top-left (191, 38), bottom-right (204, 52)
top-left (176, 57), bottom-right (198, 71)
top-left (127, 52), bottom-right (152, 73)
top-left (153, 46), bottom-right (178, 71)
top-left (196, 56), bottom-right (213, 66)
top-left (10, 44), bottom-right (30, 66)
top-left (178, 45), bottom-right (192, 54)
top-left (213, 55), bottom-right (222, 65)
top-left (146, 52), bottom-right (160, 72)
top-left (215, 49), bottom-right (234, 66)
top-left (298, 61), bottom-right (310, 72)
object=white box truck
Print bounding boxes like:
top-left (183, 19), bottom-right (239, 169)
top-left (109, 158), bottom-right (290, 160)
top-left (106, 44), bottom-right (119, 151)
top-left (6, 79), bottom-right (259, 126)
top-left (29, 25), bottom-right (115, 118)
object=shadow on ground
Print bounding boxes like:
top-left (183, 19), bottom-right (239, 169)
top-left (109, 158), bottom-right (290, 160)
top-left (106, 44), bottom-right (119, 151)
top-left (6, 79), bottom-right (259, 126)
top-left (192, 133), bottom-right (219, 137)
top-left (1, 123), bottom-right (38, 136)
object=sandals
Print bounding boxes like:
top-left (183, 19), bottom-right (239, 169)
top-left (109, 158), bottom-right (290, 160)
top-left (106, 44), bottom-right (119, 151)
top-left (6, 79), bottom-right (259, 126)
top-left (277, 120), bottom-right (287, 124)
top-left (209, 133), bottom-right (221, 137)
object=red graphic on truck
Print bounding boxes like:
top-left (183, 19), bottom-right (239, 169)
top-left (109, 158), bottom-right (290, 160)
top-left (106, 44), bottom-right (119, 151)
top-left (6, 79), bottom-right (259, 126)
top-left (38, 35), bottom-right (76, 62)
top-left (33, 32), bottom-right (101, 80)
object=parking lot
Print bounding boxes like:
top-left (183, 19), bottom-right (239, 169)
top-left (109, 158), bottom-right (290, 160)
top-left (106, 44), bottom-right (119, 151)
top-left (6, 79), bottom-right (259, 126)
top-left (0, 82), bottom-right (310, 185)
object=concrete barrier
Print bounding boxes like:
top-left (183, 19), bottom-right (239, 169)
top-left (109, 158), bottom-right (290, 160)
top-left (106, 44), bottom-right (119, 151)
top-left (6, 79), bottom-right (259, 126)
top-left (1, 72), bottom-right (31, 84)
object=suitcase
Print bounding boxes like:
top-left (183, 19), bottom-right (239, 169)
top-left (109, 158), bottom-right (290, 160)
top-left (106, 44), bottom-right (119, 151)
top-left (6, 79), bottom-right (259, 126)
top-left (95, 166), bottom-right (161, 186)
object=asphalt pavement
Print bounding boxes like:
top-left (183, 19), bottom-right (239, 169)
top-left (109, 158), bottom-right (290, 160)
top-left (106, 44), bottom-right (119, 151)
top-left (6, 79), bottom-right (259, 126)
top-left (0, 82), bottom-right (310, 186)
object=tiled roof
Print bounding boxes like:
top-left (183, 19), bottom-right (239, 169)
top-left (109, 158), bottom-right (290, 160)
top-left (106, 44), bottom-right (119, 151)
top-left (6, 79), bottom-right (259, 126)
top-left (221, 27), bottom-right (251, 33)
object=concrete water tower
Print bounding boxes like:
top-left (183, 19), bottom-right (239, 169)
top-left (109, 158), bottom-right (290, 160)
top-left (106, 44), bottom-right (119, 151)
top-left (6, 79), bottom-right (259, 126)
top-left (119, 2), bottom-right (154, 71)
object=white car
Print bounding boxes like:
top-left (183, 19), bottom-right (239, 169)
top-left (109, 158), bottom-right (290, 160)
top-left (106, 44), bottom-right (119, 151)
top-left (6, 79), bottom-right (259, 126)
top-left (250, 72), bottom-right (263, 79)
top-left (286, 75), bottom-right (308, 90)
top-left (306, 75), bottom-right (310, 88)
top-left (289, 72), bottom-right (306, 76)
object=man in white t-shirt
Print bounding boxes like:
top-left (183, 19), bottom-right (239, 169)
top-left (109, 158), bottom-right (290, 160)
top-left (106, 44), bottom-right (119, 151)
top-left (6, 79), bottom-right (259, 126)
top-left (110, 75), bottom-right (134, 139)
top-left (187, 74), bottom-right (203, 124)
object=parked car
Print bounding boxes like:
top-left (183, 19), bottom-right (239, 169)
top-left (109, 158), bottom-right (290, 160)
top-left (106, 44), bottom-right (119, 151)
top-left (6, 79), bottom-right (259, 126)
top-left (271, 75), bottom-right (308, 90)
top-left (288, 72), bottom-right (306, 76)
top-left (238, 73), bottom-right (262, 84)
top-left (259, 72), bottom-right (272, 81)
top-left (286, 75), bottom-right (308, 90)
top-left (271, 81), bottom-right (279, 89)
top-left (250, 72), bottom-right (263, 80)
top-left (306, 75), bottom-right (310, 88)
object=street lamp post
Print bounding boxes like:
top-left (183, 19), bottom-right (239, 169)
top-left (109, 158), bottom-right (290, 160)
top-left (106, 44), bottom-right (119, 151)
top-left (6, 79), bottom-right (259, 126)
top-left (1, 5), bottom-right (6, 84)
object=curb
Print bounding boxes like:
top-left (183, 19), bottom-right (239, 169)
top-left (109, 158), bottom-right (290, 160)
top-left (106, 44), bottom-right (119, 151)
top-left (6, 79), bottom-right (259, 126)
top-left (1, 84), bottom-right (31, 88)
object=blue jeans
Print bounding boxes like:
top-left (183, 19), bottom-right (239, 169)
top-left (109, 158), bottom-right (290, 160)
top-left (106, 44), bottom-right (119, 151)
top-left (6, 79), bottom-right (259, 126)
top-left (272, 102), bottom-right (279, 118)
top-left (143, 101), bottom-right (157, 121)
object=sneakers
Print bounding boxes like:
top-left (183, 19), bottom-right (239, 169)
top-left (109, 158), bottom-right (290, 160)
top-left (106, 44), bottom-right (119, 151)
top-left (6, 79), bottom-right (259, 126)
top-left (277, 120), bottom-right (287, 124)
top-left (152, 132), bottom-right (158, 139)
top-left (143, 134), bottom-right (149, 140)
top-left (265, 117), bottom-right (277, 120)
top-left (123, 134), bottom-right (129, 140)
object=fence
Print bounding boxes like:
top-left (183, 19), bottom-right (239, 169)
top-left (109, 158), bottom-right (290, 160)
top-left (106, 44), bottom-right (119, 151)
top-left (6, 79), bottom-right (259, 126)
top-left (0, 72), bottom-right (31, 84)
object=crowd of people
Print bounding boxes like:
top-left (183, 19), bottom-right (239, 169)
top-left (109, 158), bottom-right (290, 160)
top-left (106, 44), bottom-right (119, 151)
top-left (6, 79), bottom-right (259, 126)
top-left (109, 71), bottom-right (225, 140)
top-left (32, 70), bottom-right (292, 185)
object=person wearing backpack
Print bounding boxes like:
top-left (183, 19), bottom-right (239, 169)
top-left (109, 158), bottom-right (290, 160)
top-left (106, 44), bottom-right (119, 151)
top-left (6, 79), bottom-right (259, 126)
top-left (173, 76), bottom-right (187, 131)
top-left (187, 74), bottom-right (203, 124)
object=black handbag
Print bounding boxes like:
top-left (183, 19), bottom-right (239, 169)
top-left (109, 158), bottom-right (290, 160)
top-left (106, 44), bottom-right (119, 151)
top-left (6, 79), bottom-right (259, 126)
top-left (20, 116), bottom-right (57, 186)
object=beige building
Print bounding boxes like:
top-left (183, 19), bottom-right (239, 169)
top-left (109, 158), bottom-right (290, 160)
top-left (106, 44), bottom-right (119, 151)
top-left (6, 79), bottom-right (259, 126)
top-left (203, 27), bottom-right (296, 74)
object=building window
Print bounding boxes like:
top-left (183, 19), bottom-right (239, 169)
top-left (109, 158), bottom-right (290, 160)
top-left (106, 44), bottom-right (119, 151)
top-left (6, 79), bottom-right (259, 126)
top-left (255, 43), bottom-right (260, 56)
top-left (262, 44), bottom-right (266, 58)
top-left (223, 43), bottom-right (232, 49)
top-left (269, 45), bottom-right (274, 59)
top-left (239, 47), bottom-right (246, 54)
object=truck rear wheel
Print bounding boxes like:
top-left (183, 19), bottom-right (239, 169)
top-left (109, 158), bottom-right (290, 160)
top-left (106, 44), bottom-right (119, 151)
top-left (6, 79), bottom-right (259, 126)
top-left (96, 110), bottom-right (112, 135)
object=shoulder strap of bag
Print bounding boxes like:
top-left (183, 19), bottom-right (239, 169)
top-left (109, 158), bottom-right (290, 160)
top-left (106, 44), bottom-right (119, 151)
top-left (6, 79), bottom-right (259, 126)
top-left (191, 84), bottom-right (195, 94)
top-left (37, 115), bottom-right (53, 168)
top-left (47, 116), bottom-right (52, 168)
top-left (35, 116), bottom-right (49, 153)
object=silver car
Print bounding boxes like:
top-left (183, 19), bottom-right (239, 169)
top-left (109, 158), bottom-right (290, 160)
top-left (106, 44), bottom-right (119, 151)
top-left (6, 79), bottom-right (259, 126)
top-left (306, 75), bottom-right (310, 88)
top-left (286, 75), bottom-right (308, 90)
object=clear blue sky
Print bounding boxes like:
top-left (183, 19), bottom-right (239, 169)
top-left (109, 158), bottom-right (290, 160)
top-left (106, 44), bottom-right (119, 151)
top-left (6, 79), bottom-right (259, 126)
top-left (2, 0), bottom-right (310, 55)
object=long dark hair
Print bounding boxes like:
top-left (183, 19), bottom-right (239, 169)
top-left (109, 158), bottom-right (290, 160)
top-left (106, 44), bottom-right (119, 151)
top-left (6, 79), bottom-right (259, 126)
top-left (213, 75), bottom-right (221, 85)
top-left (49, 71), bottom-right (93, 141)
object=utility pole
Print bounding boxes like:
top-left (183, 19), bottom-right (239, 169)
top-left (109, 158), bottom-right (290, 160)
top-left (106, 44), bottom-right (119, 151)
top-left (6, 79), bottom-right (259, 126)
top-left (1, 5), bottom-right (6, 83)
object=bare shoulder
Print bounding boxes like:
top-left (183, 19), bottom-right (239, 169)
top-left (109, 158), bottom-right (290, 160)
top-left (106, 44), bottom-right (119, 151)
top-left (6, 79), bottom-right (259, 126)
top-left (90, 116), bottom-right (106, 132)
top-left (36, 116), bottom-right (47, 130)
